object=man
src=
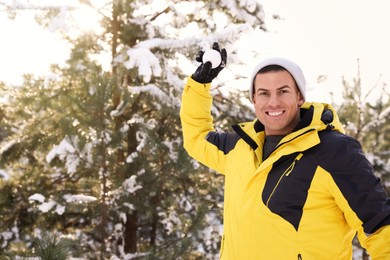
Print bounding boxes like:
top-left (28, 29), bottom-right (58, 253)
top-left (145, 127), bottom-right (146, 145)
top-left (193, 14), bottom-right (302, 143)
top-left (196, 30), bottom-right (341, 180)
top-left (180, 42), bottom-right (390, 259)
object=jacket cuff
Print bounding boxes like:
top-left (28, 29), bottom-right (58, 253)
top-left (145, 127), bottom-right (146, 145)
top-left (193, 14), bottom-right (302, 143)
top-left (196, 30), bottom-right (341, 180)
top-left (187, 76), bottom-right (212, 91)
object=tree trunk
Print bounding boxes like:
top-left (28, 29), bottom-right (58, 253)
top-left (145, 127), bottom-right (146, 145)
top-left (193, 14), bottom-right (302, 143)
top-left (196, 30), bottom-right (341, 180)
top-left (150, 194), bottom-right (160, 246)
top-left (122, 124), bottom-right (139, 252)
top-left (124, 212), bottom-right (138, 253)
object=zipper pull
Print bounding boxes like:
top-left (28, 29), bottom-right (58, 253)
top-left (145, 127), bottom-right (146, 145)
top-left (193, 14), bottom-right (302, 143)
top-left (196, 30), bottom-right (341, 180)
top-left (285, 153), bottom-right (303, 176)
top-left (298, 253), bottom-right (302, 259)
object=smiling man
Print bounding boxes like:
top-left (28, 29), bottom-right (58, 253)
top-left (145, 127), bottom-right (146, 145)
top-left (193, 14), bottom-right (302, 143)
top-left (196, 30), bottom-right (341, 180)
top-left (252, 62), bottom-right (305, 136)
top-left (180, 42), bottom-right (390, 259)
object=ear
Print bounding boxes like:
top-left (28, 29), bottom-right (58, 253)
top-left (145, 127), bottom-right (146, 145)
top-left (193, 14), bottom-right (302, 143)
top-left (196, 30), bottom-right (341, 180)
top-left (298, 93), bottom-right (305, 107)
top-left (252, 94), bottom-right (257, 105)
top-left (251, 85), bottom-right (256, 104)
top-left (252, 88), bottom-right (256, 104)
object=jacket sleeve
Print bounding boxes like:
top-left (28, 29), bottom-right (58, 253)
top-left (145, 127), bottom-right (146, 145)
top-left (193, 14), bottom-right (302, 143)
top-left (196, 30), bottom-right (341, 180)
top-left (325, 135), bottom-right (390, 258)
top-left (180, 76), bottom-right (230, 174)
top-left (357, 226), bottom-right (390, 259)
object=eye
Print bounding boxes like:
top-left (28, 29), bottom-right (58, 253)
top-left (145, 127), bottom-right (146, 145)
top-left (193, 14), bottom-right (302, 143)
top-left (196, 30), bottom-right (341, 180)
top-left (258, 91), bottom-right (269, 96)
top-left (279, 89), bottom-right (290, 94)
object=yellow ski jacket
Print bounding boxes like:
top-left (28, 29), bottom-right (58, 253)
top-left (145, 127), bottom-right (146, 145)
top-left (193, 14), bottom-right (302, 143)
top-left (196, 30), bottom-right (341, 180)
top-left (180, 77), bottom-right (390, 259)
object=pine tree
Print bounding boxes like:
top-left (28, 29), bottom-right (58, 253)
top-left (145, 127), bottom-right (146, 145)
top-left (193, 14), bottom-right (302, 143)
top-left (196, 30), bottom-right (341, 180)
top-left (337, 60), bottom-right (390, 187)
top-left (33, 232), bottom-right (79, 260)
top-left (335, 60), bottom-right (390, 260)
top-left (0, 1), bottom-right (265, 258)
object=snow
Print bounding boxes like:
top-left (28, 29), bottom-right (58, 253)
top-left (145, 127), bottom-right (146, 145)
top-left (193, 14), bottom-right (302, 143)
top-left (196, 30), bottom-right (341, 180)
top-left (202, 49), bottom-right (222, 68)
top-left (28, 194), bottom-right (58, 213)
top-left (46, 138), bottom-right (76, 163)
top-left (123, 203), bottom-right (135, 211)
top-left (129, 84), bottom-right (170, 104)
top-left (109, 252), bottom-right (150, 260)
top-left (124, 48), bottom-right (162, 83)
top-left (123, 175), bottom-right (142, 194)
top-left (139, 24), bottom-right (252, 50)
top-left (2, 230), bottom-right (13, 240)
top-left (46, 136), bottom-right (93, 174)
top-left (135, 131), bottom-right (147, 152)
top-left (56, 204), bottom-right (66, 215)
top-left (38, 201), bottom-right (56, 213)
top-left (28, 193), bottom-right (46, 203)
top-left (28, 193), bottom-right (97, 215)
top-left (0, 169), bottom-right (10, 180)
top-left (64, 194), bottom-right (98, 203)
top-left (0, 1), bottom-right (388, 259)
top-left (0, 140), bottom-right (17, 155)
top-left (110, 100), bottom-right (126, 117)
top-left (118, 24), bottom-right (252, 90)
top-left (162, 139), bottom-right (180, 161)
top-left (126, 151), bottom-right (138, 163)
top-left (159, 211), bottom-right (181, 235)
top-left (179, 195), bottom-right (193, 212)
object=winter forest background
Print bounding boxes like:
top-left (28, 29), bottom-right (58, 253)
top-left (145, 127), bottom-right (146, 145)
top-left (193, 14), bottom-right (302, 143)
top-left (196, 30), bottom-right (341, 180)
top-left (0, 0), bottom-right (389, 259)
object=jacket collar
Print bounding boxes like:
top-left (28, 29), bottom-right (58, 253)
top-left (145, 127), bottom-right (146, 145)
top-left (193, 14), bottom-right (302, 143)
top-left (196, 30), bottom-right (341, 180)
top-left (231, 102), bottom-right (345, 153)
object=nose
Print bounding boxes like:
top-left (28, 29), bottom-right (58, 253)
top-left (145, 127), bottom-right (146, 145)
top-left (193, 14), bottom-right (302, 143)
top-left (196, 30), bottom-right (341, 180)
top-left (267, 93), bottom-right (281, 107)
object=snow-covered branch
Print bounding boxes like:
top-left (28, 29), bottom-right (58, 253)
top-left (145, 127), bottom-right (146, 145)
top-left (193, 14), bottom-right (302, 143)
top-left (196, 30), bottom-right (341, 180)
top-left (361, 105), bottom-right (390, 132)
top-left (136, 23), bottom-right (252, 50)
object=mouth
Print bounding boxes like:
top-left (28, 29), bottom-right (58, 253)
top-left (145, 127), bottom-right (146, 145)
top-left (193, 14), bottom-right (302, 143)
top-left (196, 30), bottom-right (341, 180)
top-left (266, 111), bottom-right (284, 117)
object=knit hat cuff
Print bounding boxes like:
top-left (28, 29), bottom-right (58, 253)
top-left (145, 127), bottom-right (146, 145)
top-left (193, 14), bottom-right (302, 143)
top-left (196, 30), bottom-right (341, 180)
top-left (249, 57), bottom-right (306, 103)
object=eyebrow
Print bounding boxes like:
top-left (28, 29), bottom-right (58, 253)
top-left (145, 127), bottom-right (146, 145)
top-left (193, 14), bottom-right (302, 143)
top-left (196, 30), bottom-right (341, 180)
top-left (256, 85), bottom-right (291, 93)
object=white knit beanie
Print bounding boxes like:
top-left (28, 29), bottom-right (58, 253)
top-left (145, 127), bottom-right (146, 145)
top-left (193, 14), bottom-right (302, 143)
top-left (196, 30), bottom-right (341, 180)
top-left (249, 57), bottom-right (306, 103)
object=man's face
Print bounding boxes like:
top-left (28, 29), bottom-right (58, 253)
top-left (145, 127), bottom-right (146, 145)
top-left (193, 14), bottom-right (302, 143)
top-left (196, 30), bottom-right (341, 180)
top-left (253, 70), bottom-right (305, 136)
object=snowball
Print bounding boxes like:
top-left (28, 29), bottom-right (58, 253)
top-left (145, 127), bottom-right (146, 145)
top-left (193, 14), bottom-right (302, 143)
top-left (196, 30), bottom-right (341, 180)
top-left (202, 49), bottom-right (222, 69)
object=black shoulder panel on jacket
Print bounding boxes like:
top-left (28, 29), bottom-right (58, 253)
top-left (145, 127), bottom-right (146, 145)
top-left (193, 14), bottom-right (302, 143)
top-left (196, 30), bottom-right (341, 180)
top-left (205, 131), bottom-right (241, 155)
top-left (317, 131), bottom-right (390, 234)
top-left (231, 125), bottom-right (258, 150)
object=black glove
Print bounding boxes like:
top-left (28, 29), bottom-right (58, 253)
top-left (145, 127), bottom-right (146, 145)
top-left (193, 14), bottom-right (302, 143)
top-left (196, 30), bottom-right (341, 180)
top-left (192, 42), bottom-right (227, 84)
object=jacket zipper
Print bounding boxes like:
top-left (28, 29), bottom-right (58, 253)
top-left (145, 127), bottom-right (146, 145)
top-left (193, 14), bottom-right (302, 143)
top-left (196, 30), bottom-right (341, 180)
top-left (263, 128), bottom-right (315, 161)
top-left (285, 153), bottom-right (303, 176)
top-left (275, 128), bottom-right (315, 150)
top-left (298, 253), bottom-right (302, 259)
top-left (265, 153), bottom-right (303, 207)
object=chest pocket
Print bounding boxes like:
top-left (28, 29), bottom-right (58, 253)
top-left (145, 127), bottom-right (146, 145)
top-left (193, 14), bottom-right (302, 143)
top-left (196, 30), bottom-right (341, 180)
top-left (262, 152), bottom-right (317, 230)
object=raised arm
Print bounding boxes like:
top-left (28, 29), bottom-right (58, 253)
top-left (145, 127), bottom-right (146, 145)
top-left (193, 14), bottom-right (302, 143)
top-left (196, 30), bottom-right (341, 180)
top-left (180, 43), bottom-right (231, 174)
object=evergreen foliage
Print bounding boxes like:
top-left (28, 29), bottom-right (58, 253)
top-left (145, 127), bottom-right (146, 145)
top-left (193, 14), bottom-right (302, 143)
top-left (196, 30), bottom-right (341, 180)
top-left (0, 0), bottom-right (263, 258)
top-left (336, 61), bottom-right (390, 190)
top-left (0, 2), bottom-right (388, 259)
top-left (33, 232), bottom-right (79, 260)
top-left (334, 61), bottom-right (390, 259)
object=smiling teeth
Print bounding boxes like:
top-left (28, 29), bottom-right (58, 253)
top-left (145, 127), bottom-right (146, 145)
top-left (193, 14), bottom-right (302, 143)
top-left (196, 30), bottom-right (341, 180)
top-left (268, 111), bottom-right (283, 116)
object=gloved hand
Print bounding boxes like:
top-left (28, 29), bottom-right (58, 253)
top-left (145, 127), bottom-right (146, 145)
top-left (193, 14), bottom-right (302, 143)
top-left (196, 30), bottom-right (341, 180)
top-left (191, 42), bottom-right (227, 84)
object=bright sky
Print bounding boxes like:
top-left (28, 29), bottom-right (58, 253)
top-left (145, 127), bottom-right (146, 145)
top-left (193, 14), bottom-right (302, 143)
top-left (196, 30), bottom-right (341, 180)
top-left (0, 2), bottom-right (99, 86)
top-left (0, 12), bottom-right (69, 85)
top-left (255, 0), bottom-right (390, 104)
top-left (1, 0), bottom-right (389, 104)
